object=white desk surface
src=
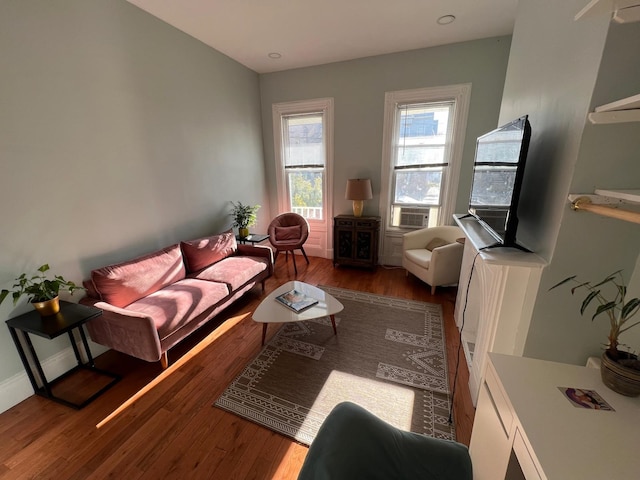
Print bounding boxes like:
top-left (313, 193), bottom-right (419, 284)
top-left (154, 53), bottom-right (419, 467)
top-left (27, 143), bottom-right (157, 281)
top-left (489, 353), bottom-right (640, 479)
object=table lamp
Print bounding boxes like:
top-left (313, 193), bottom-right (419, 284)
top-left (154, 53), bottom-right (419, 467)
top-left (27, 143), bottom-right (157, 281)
top-left (345, 178), bottom-right (373, 217)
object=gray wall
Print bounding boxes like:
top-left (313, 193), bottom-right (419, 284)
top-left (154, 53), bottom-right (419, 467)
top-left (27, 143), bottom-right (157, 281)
top-left (0, 1), bottom-right (267, 383)
top-left (499, 0), bottom-right (640, 364)
top-left (259, 37), bottom-right (512, 220)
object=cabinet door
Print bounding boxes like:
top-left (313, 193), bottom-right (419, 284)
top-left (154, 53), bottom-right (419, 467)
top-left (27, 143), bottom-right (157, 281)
top-left (469, 375), bottom-right (513, 480)
top-left (335, 228), bottom-right (355, 261)
top-left (354, 230), bottom-right (374, 262)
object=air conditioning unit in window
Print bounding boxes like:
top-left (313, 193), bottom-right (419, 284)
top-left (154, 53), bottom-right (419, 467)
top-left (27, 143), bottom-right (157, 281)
top-left (399, 207), bottom-right (429, 228)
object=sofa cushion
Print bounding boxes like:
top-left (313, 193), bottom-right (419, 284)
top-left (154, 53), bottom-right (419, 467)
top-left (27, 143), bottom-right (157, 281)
top-left (405, 249), bottom-right (432, 269)
top-left (275, 225), bottom-right (301, 241)
top-left (91, 244), bottom-right (186, 308)
top-left (125, 278), bottom-right (230, 340)
top-left (426, 237), bottom-right (450, 251)
top-left (190, 256), bottom-right (269, 291)
top-left (181, 230), bottom-right (237, 273)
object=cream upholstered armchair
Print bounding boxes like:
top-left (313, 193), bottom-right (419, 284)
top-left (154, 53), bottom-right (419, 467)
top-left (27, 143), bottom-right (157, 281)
top-left (402, 226), bottom-right (464, 295)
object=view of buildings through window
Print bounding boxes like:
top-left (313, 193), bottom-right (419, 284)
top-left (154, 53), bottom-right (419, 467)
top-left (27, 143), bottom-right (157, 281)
top-left (390, 102), bottom-right (453, 227)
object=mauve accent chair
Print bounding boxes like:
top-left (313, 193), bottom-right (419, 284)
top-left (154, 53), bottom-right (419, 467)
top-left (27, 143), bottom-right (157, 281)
top-left (268, 212), bottom-right (310, 274)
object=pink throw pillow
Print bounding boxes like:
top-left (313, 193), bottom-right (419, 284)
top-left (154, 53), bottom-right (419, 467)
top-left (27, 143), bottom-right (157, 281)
top-left (275, 225), bottom-right (301, 241)
top-left (181, 230), bottom-right (238, 272)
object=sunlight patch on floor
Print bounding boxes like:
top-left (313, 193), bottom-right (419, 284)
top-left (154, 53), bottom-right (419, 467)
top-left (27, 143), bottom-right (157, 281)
top-left (300, 369), bottom-right (415, 433)
top-left (96, 311), bottom-right (251, 429)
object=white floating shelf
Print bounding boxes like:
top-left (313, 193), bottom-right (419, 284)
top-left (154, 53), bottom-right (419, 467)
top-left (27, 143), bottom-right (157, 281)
top-left (575, 0), bottom-right (640, 20)
top-left (594, 188), bottom-right (640, 203)
top-left (614, 3), bottom-right (640, 22)
top-left (595, 93), bottom-right (640, 112)
top-left (588, 109), bottom-right (640, 124)
top-left (588, 93), bottom-right (640, 123)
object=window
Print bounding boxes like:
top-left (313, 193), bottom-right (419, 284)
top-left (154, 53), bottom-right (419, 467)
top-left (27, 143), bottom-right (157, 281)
top-left (273, 98), bottom-right (334, 258)
top-left (273, 99), bottom-right (333, 221)
top-left (380, 85), bottom-right (471, 230)
top-left (281, 112), bottom-right (325, 219)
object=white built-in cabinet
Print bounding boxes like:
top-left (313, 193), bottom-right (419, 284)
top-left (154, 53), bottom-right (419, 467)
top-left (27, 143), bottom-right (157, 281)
top-left (470, 353), bottom-right (640, 479)
top-left (453, 215), bottom-right (547, 405)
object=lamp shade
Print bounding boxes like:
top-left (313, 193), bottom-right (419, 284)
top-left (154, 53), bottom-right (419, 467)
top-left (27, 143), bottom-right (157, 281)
top-left (345, 179), bottom-right (373, 201)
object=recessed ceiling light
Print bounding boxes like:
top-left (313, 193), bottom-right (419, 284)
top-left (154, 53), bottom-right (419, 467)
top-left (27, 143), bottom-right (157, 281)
top-left (437, 14), bottom-right (456, 25)
top-left (268, 52), bottom-right (282, 59)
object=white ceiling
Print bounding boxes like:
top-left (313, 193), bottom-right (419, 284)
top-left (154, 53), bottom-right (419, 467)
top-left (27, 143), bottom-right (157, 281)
top-left (126, 0), bottom-right (518, 74)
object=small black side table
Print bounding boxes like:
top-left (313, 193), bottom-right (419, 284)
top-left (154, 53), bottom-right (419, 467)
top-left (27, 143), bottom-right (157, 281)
top-left (6, 301), bottom-right (120, 409)
top-left (236, 233), bottom-right (269, 245)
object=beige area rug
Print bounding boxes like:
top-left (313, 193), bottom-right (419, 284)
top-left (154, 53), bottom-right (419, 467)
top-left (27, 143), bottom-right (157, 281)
top-left (213, 286), bottom-right (455, 445)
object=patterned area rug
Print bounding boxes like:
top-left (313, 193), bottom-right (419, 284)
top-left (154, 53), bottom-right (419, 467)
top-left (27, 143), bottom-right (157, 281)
top-left (213, 286), bottom-right (455, 445)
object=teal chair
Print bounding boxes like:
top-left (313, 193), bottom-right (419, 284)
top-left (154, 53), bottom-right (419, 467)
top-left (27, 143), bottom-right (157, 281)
top-left (298, 402), bottom-right (472, 480)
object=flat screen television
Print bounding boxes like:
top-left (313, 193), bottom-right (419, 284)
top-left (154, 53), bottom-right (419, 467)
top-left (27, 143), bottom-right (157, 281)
top-left (468, 115), bottom-right (531, 249)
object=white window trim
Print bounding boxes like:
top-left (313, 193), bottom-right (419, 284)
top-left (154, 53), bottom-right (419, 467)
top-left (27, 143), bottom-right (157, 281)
top-left (380, 84), bottom-right (471, 227)
top-left (378, 84), bottom-right (471, 265)
top-left (272, 98), bottom-right (334, 259)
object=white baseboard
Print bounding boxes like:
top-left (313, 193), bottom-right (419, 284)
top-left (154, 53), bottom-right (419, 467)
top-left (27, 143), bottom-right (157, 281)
top-left (0, 342), bottom-right (109, 414)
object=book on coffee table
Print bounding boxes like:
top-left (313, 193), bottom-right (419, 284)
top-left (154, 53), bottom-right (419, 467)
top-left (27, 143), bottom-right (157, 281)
top-left (275, 289), bottom-right (318, 313)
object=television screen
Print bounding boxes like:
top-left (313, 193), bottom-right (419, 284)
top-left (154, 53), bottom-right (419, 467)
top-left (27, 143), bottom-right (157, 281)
top-left (468, 115), bottom-right (531, 247)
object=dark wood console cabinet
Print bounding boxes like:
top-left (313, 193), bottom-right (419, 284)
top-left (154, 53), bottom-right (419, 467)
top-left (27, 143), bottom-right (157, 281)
top-left (333, 215), bottom-right (380, 268)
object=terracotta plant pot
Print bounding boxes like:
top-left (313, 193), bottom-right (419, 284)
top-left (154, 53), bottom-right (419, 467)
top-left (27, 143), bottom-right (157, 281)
top-left (32, 296), bottom-right (60, 317)
top-left (600, 350), bottom-right (640, 397)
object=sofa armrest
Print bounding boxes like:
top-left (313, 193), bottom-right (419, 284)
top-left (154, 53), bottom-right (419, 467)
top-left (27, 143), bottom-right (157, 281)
top-left (429, 242), bottom-right (464, 287)
top-left (237, 244), bottom-right (274, 275)
top-left (80, 297), bottom-right (162, 362)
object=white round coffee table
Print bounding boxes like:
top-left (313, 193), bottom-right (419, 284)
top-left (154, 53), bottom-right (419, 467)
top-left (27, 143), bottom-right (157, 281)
top-left (253, 281), bottom-right (344, 345)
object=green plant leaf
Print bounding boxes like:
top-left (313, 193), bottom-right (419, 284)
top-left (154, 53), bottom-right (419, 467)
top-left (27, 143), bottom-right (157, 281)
top-left (592, 301), bottom-right (616, 321)
top-left (592, 270), bottom-right (621, 288)
top-left (548, 276), bottom-right (576, 290)
top-left (618, 284), bottom-right (627, 298)
top-left (0, 290), bottom-right (8, 305)
top-left (621, 298), bottom-right (640, 320)
top-left (580, 290), bottom-right (600, 315)
top-left (38, 264), bottom-right (50, 273)
top-left (570, 282), bottom-right (591, 295)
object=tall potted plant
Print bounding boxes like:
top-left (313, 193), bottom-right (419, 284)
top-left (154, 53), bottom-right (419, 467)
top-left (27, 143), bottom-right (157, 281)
top-left (0, 264), bottom-right (84, 316)
top-left (230, 201), bottom-right (260, 238)
top-left (550, 269), bottom-right (640, 396)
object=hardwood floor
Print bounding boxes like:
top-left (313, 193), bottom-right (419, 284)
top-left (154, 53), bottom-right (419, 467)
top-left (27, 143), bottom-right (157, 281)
top-left (0, 257), bottom-right (474, 480)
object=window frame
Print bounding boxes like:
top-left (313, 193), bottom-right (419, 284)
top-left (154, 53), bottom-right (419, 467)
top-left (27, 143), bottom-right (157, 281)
top-left (272, 98), bottom-right (334, 257)
top-left (379, 84), bottom-right (471, 233)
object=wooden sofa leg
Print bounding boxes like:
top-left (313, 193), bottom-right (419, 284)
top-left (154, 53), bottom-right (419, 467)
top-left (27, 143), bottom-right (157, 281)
top-left (161, 352), bottom-right (169, 369)
top-left (431, 285), bottom-right (436, 295)
top-left (261, 279), bottom-right (266, 292)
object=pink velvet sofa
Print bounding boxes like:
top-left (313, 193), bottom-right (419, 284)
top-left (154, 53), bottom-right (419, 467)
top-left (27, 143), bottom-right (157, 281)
top-left (80, 230), bottom-right (272, 368)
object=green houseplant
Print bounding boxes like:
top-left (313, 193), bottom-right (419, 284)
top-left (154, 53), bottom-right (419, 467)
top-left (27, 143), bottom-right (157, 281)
top-left (0, 264), bottom-right (84, 316)
top-left (550, 269), bottom-right (640, 396)
top-left (230, 201), bottom-right (260, 238)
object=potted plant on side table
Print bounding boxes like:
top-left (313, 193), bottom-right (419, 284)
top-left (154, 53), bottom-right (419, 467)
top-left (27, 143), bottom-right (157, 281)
top-left (0, 264), bottom-right (84, 317)
top-left (230, 201), bottom-right (260, 239)
top-left (550, 269), bottom-right (640, 396)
